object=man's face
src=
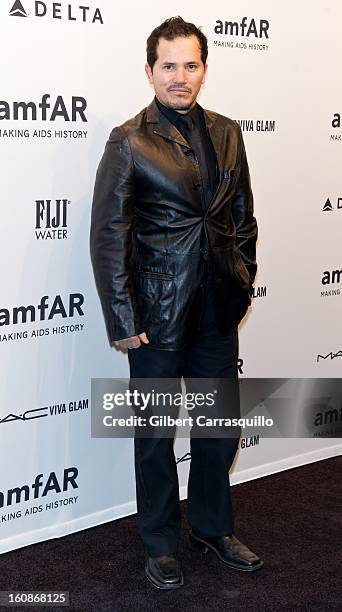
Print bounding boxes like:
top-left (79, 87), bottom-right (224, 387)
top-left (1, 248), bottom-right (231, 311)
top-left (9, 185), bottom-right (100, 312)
top-left (145, 35), bottom-right (207, 113)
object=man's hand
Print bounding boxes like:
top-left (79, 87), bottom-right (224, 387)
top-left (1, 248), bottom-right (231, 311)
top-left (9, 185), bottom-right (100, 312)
top-left (113, 332), bottom-right (149, 352)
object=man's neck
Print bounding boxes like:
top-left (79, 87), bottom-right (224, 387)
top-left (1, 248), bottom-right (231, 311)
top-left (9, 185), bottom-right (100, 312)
top-left (155, 96), bottom-right (197, 115)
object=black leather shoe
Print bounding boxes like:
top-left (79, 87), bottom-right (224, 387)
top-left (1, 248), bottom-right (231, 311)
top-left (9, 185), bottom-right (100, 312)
top-left (189, 529), bottom-right (263, 572)
top-left (145, 553), bottom-right (184, 589)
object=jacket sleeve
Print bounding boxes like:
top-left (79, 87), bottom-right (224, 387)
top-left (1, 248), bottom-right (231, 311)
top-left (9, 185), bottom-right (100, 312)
top-left (230, 124), bottom-right (258, 296)
top-left (90, 126), bottom-right (136, 344)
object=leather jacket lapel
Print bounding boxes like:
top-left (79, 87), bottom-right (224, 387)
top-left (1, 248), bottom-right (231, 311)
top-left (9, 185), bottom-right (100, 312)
top-left (202, 107), bottom-right (224, 180)
top-left (146, 99), bottom-right (223, 213)
top-left (146, 99), bottom-right (190, 148)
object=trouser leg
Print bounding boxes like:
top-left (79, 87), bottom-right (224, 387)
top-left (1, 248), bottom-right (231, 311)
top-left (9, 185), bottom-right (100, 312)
top-left (133, 436), bottom-right (181, 556)
top-left (183, 265), bottom-right (240, 536)
top-left (128, 346), bottom-right (183, 556)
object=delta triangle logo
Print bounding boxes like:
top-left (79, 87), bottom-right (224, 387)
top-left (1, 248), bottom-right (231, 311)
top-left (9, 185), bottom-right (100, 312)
top-left (322, 198), bottom-right (333, 211)
top-left (9, 0), bottom-right (27, 17)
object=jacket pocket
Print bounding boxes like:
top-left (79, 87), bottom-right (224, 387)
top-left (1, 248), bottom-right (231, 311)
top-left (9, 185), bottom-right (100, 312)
top-left (134, 270), bottom-right (174, 281)
top-left (132, 274), bottom-right (174, 334)
top-left (232, 250), bottom-right (250, 289)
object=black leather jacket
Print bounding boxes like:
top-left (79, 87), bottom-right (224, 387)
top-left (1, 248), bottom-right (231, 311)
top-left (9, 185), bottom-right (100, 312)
top-left (90, 99), bottom-right (257, 350)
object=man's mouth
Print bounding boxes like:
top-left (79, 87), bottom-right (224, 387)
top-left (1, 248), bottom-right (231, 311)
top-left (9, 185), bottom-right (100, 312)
top-left (168, 88), bottom-right (191, 94)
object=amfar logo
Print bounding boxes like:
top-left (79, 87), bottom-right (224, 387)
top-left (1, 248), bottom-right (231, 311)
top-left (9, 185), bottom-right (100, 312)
top-left (321, 268), bottom-right (341, 297)
top-left (0, 293), bottom-right (84, 327)
top-left (316, 350), bottom-right (342, 363)
top-left (332, 113), bottom-right (341, 128)
top-left (330, 113), bottom-right (341, 142)
top-left (0, 94), bottom-right (87, 122)
top-left (322, 197), bottom-right (342, 211)
top-left (9, 1), bottom-right (103, 23)
top-left (213, 16), bottom-right (270, 52)
top-left (314, 406), bottom-right (342, 426)
top-left (35, 199), bottom-right (70, 239)
top-left (214, 17), bottom-right (269, 38)
top-left (321, 268), bottom-right (342, 285)
top-left (0, 467), bottom-right (78, 509)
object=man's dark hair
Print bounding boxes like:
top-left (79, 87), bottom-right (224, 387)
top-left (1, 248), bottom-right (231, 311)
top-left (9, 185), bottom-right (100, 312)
top-left (146, 16), bottom-right (208, 71)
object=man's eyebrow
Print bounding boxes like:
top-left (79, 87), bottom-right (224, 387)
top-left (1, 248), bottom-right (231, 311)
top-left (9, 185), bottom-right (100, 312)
top-left (161, 61), bottom-right (199, 65)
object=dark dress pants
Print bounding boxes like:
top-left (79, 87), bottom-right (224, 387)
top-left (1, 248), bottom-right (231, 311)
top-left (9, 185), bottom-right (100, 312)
top-left (128, 265), bottom-right (240, 557)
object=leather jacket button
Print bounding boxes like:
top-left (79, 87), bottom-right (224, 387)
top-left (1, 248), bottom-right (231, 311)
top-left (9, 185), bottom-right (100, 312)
top-left (200, 247), bottom-right (208, 255)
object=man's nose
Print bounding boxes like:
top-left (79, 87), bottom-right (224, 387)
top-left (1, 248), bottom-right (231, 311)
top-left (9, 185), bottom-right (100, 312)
top-left (173, 66), bottom-right (186, 83)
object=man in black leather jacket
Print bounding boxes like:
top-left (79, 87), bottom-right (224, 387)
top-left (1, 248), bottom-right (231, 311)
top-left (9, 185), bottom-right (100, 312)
top-left (90, 16), bottom-right (262, 589)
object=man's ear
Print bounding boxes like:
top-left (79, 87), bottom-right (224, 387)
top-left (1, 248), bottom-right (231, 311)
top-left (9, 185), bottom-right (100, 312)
top-left (145, 63), bottom-right (153, 85)
top-left (202, 63), bottom-right (208, 85)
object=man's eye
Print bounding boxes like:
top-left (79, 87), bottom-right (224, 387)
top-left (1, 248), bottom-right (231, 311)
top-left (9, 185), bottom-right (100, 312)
top-left (187, 64), bottom-right (197, 71)
top-left (163, 65), bottom-right (174, 70)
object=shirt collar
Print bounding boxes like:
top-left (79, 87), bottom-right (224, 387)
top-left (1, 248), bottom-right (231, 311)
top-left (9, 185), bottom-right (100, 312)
top-left (155, 96), bottom-right (201, 128)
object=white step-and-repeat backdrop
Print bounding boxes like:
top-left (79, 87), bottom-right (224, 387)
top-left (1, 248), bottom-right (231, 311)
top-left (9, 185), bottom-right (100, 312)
top-left (0, 1), bottom-right (341, 554)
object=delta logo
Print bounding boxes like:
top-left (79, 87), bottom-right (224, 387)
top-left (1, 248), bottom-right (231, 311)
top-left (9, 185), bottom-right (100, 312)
top-left (9, 0), bottom-right (27, 16)
top-left (322, 197), bottom-right (342, 212)
top-left (9, 1), bottom-right (103, 24)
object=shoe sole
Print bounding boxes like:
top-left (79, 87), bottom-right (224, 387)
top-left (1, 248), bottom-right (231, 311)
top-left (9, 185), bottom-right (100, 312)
top-left (189, 533), bottom-right (264, 572)
top-left (145, 565), bottom-right (184, 590)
